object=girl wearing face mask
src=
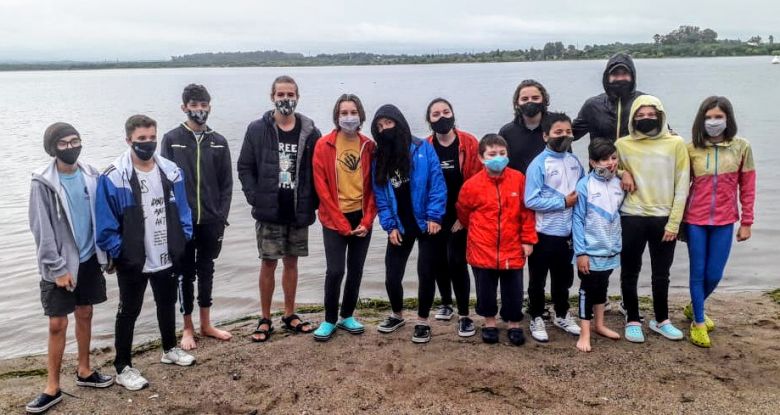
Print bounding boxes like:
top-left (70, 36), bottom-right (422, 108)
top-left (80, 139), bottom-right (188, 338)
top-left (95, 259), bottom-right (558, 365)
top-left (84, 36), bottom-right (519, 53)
top-left (499, 79), bottom-right (551, 175)
top-left (682, 96), bottom-right (755, 348)
top-left (615, 95), bottom-right (690, 344)
top-left (311, 94), bottom-right (377, 341)
top-left (424, 98), bottom-right (481, 336)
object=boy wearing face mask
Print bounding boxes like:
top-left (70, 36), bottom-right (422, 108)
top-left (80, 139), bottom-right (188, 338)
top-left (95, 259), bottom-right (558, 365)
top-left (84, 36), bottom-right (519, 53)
top-left (572, 138), bottom-right (624, 352)
top-left (96, 114), bottom-right (195, 391)
top-left (237, 75), bottom-right (322, 342)
top-left (616, 95), bottom-right (689, 343)
top-left (456, 134), bottom-right (537, 346)
top-left (161, 83), bottom-right (233, 350)
top-left (499, 79), bottom-right (550, 175)
top-left (27, 123), bottom-right (113, 414)
top-left (524, 112), bottom-right (585, 343)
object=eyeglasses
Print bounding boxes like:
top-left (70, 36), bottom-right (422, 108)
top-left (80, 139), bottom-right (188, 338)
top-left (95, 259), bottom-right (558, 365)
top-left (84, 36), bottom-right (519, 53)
top-left (56, 138), bottom-right (82, 150)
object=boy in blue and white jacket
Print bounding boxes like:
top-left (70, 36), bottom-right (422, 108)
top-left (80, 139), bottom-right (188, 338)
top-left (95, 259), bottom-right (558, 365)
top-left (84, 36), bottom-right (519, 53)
top-left (572, 138), bottom-right (624, 352)
top-left (523, 112), bottom-right (584, 342)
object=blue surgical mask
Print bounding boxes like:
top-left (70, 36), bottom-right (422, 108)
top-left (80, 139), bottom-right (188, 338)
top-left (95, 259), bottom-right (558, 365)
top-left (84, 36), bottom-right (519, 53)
top-left (484, 156), bottom-right (509, 173)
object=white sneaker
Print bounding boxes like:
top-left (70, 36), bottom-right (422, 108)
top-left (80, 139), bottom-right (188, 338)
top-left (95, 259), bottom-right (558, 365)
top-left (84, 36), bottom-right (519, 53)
top-left (115, 366), bottom-right (148, 391)
top-left (161, 347), bottom-right (196, 366)
top-left (553, 312), bottom-right (582, 336)
top-left (529, 317), bottom-right (549, 342)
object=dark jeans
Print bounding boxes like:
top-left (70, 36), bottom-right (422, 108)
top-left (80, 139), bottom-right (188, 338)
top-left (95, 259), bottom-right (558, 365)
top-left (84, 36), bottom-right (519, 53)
top-left (322, 211), bottom-right (372, 324)
top-left (528, 233), bottom-right (575, 318)
top-left (472, 267), bottom-right (524, 322)
top-left (179, 222), bottom-right (224, 315)
top-left (577, 269), bottom-right (612, 320)
top-left (431, 228), bottom-right (470, 316)
top-left (385, 229), bottom-right (436, 318)
top-left (620, 215), bottom-right (676, 323)
top-left (115, 268), bottom-right (178, 371)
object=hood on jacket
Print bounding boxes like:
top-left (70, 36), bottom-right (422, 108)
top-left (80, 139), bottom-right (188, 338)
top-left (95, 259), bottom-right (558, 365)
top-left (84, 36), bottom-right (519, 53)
top-left (602, 52), bottom-right (637, 99)
top-left (110, 148), bottom-right (183, 184)
top-left (627, 95), bottom-right (669, 140)
top-left (370, 104), bottom-right (412, 140)
top-left (32, 159), bottom-right (100, 191)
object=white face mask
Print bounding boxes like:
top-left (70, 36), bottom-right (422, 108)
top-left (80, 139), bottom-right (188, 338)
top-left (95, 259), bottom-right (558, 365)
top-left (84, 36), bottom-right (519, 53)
top-left (704, 119), bottom-right (727, 138)
top-left (339, 115), bottom-right (361, 134)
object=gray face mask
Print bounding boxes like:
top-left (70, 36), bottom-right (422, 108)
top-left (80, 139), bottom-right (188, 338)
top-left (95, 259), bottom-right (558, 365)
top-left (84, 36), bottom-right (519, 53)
top-left (704, 119), bottom-right (727, 138)
top-left (594, 165), bottom-right (615, 181)
top-left (338, 115), bottom-right (361, 134)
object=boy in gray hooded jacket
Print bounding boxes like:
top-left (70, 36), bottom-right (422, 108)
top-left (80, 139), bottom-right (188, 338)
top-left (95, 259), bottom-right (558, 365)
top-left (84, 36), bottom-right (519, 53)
top-left (27, 123), bottom-right (113, 414)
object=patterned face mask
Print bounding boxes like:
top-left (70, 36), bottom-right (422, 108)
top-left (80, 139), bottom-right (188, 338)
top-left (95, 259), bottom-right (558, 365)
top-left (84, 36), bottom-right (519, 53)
top-left (186, 110), bottom-right (209, 125)
top-left (274, 99), bottom-right (297, 116)
top-left (593, 165), bottom-right (615, 181)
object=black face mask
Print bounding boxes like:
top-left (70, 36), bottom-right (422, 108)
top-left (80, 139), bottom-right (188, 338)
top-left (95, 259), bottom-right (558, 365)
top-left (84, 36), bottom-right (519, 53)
top-left (516, 102), bottom-right (544, 118)
top-left (376, 127), bottom-right (398, 147)
top-left (635, 118), bottom-right (660, 135)
top-left (132, 141), bottom-right (157, 161)
top-left (186, 110), bottom-right (209, 126)
top-left (55, 147), bottom-right (81, 165)
top-left (547, 136), bottom-right (574, 153)
top-left (606, 80), bottom-right (632, 98)
top-left (430, 115), bottom-right (455, 135)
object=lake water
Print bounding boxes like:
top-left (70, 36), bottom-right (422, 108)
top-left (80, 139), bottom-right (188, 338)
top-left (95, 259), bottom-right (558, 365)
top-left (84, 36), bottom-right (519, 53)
top-left (1, 56), bottom-right (778, 359)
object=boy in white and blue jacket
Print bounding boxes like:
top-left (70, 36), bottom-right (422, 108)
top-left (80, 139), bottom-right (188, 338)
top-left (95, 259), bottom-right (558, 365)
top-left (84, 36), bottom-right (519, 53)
top-left (523, 112), bottom-right (584, 342)
top-left (572, 138), bottom-right (624, 352)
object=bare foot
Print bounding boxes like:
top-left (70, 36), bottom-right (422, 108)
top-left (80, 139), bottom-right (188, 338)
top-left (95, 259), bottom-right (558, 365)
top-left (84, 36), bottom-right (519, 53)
top-left (594, 325), bottom-right (621, 340)
top-left (181, 328), bottom-right (198, 350)
top-left (202, 326), bottom-right (232, 341)
top-left (576, 336), bottom-right (592, 352)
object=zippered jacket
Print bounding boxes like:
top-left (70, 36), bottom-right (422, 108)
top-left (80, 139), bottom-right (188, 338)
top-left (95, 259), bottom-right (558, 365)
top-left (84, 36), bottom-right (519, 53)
top-left (425, 128), bottom-right (482, 181)
top-left (524, 148), bottom-right (584, 236)
top-left (571, 172), bottom-right (624, 271)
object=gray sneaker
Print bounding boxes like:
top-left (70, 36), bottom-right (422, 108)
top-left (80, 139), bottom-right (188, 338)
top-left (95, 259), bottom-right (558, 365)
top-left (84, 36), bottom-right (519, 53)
top-left (161, 347), bottom-right (196, 366)
top-left (115, 366), bottom-right (148, 391)
top-left (434, 305), bottom-right (454, 321)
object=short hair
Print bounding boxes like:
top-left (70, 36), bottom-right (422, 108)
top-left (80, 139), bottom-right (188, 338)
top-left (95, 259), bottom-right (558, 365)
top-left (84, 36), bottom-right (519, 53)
top-left (541, 112), bottom-right (572, 134)
top-left (425, 97), bottom-right (455, 124)
top-left (125, 114), bottom-right (157, 138)
top-left (479, 134), bottom-right (508, 155)
top-left (512, 79), bottom-right (550, 108)
top-left (270, 75), bottom-right (299, 97)
top-left (332, 93), bottom-right (366, 128)
top-left (588, 137), bottom-right (617, 161)
top-left (182, 83), bottom-right (211, 104)
top-left (691, 96), bottom-right (738, 148)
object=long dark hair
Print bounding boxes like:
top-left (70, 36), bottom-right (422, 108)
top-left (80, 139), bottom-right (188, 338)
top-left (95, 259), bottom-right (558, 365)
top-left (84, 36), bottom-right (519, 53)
top-left (691, 96), bottom-right (738, 148)
top-left (372, 107), bottom-right (412, 186)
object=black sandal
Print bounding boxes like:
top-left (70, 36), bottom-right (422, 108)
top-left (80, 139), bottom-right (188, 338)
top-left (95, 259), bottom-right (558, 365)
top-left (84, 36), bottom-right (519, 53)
top-left (481, 327), bottom-right (499, 344)
top-left (507, 328), bottom-right (526, 346)
top-left (281, 314), bottom-right (315, 333)
top-left (251, 318), bottom-right (274, 342)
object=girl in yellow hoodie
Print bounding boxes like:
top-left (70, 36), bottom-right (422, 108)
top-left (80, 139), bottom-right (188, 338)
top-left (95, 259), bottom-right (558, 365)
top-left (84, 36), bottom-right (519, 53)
top-left (616, 95), bottom-right (690, 343)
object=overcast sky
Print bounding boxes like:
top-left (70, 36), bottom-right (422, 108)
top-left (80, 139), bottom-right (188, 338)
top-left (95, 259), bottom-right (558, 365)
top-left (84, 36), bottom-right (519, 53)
top-left (1, 0), bottom-right (777, 61)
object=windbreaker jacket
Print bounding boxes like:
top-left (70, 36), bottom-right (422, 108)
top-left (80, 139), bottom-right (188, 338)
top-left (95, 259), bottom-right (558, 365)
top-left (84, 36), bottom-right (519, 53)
top-left (456, 168), bottom-right (538, 270)
top-left (313, 129), bottom-right (377, 235)
top-left (161, 123), bottom-right (233, 225)
top-left (95, 151), bottom-right (192, 273)
top-left (616, 95), bottom-right (690, 234)
top-left (683, 136), bottom-right (755, 226)
top-left (426, 128), bottom-right (482, 181)
top-left (524, 148), bottom-right (585, 237)
top-left (29, 160), bottom-right (107, 284)
top-left (572, 172), bottom-right (624, 271)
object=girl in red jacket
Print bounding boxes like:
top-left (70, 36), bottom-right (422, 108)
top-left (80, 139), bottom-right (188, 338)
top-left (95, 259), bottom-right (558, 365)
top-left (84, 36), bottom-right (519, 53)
top-left (311, 94), bottom-right (377, 341)
top-left (456, 134), bottom-right (538, 345)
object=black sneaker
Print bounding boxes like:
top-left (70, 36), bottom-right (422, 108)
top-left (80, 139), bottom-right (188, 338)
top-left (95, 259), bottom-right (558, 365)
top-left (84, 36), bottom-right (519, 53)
top-left (26, 390), bottom-right (62, 414)
top-left (507, 327), bottom-right (526, 346)
top-left (76, 370), bottom-right (114, 388)
top-left (434, 305), bottom-right (454, 321)
top-left (481, 327), bottom-right (499, 344)
top-left (412, 324), bottom-right (432, 343)
top-left (377, 315), bottom-right (405, 333)
top-left (458, 317), bottom-right (476, 337)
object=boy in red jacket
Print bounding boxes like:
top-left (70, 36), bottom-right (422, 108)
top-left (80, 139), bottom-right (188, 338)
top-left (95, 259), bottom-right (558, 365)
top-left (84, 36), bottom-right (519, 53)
top-left (456, 134), bottom-right (538, 345)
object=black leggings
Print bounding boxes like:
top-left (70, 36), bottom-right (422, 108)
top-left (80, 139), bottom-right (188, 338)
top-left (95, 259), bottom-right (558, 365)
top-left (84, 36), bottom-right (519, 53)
top-left (179, 222), bottom-right (224, 315)
top-left (620, 215), bottom-right (676, 323)
top-left (431, 228), bottom-right (470, 316)
top-left (322, 211), bottom-right (372, 324)
top-left (472, 267), bottom-right (524, 322)
top-left (385, 229), bottom-right (436, 318)
top-left (115, 268), bottom-right (178, 371)
top-left (528, 233), bottom-right (574, 318)
top-left (577, 269), bottom-right (612, 320)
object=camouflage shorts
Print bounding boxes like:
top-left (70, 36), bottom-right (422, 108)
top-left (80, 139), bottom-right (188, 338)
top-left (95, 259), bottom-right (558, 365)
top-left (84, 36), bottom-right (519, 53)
top-left (255, 221), bottom-right (309, 260)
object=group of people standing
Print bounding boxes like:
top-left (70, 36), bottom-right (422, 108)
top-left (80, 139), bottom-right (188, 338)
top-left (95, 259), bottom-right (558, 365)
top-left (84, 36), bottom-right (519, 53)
top-left (26, 52), bottom-right (755, 414)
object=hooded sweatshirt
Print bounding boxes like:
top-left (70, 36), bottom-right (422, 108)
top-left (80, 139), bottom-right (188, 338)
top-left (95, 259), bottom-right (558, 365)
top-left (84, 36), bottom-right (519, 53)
top-left (616, 95), bottom-right (690, 233)
top-left (29, 160), bottom-right (107, 284)
top-left (573, 53), bottom-right (647, 142)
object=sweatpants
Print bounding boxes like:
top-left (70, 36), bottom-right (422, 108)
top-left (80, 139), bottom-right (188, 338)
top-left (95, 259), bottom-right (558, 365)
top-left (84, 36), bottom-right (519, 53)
top-left (528, 233), bottom-right (574, 318)
top-left (431, 228), bottom-right (470, 316)
top-left (620, 215), bottom-right (676, 324)
top-left (686, 223), bottom-right (733, 324)
top-left (114, 268), bottom-right (178, 372)
top-left (385, 229), bottom-right (436, 318)
top-left (472, 267), bottom-right (524, 322)
top-left (577, 269), bottom-right (612, 320)
top-left (322, 211), bottom-right (372, 324)
top-left (179, 222), bottom-right (224, 315)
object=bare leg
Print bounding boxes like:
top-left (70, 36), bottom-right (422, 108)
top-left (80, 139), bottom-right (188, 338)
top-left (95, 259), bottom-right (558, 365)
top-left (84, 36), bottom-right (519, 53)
top-left (200, 307), bottom-right (232, 340)
top-left (577, 319), bottom-right (592, 352)
top-left (281, 256), bottom-right (298, 317)
top-left (73, 306), bottom-right (93, 377)
top-left (251, 259), bottom-right (277, 341)
top-left (593, 304), bottom-right (620, 339)
top-left (181, 314), bottom-right (197, 350)
top-left (484, 316), bottom-right (497, 328)
top-left (45, 316), bottom-right (68, 395)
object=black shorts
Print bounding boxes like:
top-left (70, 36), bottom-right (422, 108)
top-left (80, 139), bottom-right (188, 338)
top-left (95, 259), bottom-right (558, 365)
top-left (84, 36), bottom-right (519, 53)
top-left (40, 254), bottom-right (107, 317)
